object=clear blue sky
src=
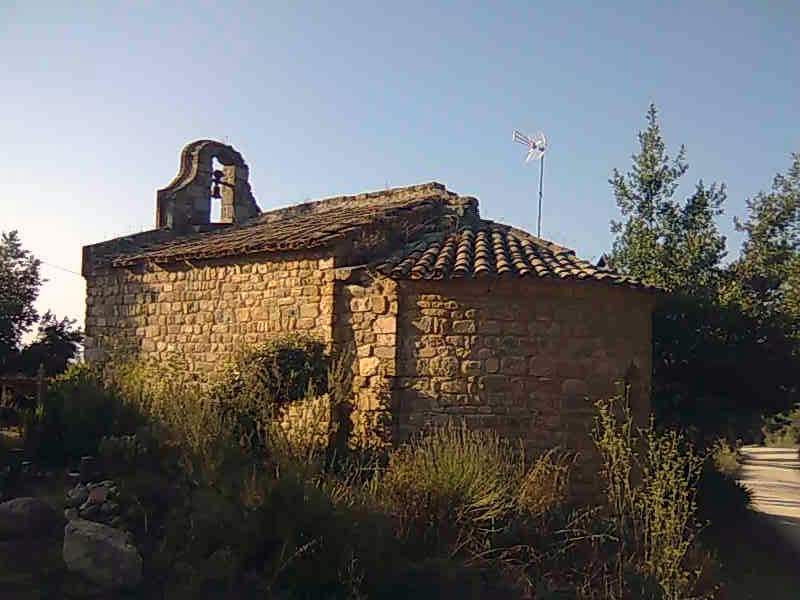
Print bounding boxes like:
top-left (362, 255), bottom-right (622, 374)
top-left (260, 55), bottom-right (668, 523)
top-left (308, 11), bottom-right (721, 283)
top-left (1, 1), bottom-right (798, 330)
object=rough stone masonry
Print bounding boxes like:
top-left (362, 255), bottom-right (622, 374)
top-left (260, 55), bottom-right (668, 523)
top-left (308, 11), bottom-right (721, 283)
top-left (83, 140), bottom-right (657, 490)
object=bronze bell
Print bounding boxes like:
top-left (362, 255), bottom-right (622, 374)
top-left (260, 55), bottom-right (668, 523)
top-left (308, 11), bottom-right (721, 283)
top-left (211, 169), bottom-right (223, 199)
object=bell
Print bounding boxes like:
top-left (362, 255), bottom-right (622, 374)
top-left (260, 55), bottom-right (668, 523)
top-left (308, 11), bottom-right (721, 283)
top-left (211, 182), bottom-right (222, 199)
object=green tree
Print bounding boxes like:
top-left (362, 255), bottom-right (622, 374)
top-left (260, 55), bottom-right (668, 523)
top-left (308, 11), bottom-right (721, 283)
top-left (609, 104), bottom-right (727, 294)
top-left (0, 230), bottom-right (41, 370)
top-left (606, 105), bottom-right (800, 441)
top-left (731, 153), bottom-right (800, 332)
top-left (17, 311), bottom-right (83, 376)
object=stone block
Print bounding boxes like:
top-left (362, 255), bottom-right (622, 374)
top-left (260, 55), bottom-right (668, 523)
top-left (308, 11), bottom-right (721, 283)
top-left (418, 346), bottom-right (438, 358)
top-left (300, 303), bottom-right (319, 318)
top-left (461, 360), bottom-right (481, 375)
top-left (452, 320), bottom-right (477, 334)
top-left (374, 316), bottom-right (396, 334)
top-left (501, 357), bottom-right (526, 375)
top-left (430, 356), bottom-right (460, 377)
top-left (441, 379), bottom-right (467, 394)
top-left (412, 316), bottom-right (433, 333)
top-left (528, 357), bottom-right (554, 377)
top-left (375, 333), bottom-right (395, 346)
top-left (480, 375), bottom-right (508, 393)
top-left (350, 297), bottom-right (370, 312)
top-left (359, 356), bottom-right (381, 377)
top-left (374, 346), bottom-right (395, 359)
top-left (370, 296), bottom-right (388, 314)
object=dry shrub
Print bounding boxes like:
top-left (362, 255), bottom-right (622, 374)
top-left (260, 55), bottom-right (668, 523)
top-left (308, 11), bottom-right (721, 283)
top-left (762, 403), bottom-right (800, 447)
top-left (104, 337), bottom-right (336, 482)
top-left (377, 423), bottom-right (520, 551)
top-left (709, 437), bottom-right (740, 477)
top-left (639, 426), bottom-right (704, 598)
top-left (517, 448), bottom-right (573, 519)
top-left (593, 393), bottom-right (706, 599)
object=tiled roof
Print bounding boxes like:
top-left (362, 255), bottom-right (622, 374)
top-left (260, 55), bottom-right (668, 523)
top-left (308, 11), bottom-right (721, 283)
top-left (108, 181), bottom-right (654, 291)
top-left (112, 183), bottom-right (452, 266)
top-left (376, 221), bottom-right (655, 289)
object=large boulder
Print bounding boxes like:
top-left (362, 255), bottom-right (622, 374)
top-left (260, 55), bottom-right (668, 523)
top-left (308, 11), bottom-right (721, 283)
top-left (63, 519), bottom-right (142, 589)
top-left (0, 496), bottom-right (63, 539)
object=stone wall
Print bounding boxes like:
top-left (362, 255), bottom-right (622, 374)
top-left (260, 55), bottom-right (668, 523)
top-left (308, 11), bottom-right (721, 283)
top-left (85, 252), bottom-right (655, 484)
top-left (84, 252), bottom-right (335, 372)
top-left (394, 279), bottom-right (654, 487)
top-left (333, 270), bottom-right (399, 448)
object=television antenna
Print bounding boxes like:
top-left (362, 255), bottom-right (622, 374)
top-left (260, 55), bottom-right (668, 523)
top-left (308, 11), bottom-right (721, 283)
top-left (512, 129), bottom-right (548, 237)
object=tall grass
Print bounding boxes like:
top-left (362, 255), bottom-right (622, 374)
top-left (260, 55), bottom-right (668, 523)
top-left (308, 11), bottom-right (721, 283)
top-left (593, 393), bottom-right (706, 599)
top-left (639, 426), bottom-right (704, 598)
top-left (377, 423), bottom-right (520, 552)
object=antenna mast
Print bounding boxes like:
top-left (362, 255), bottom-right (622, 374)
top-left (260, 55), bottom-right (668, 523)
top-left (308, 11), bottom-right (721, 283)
top-left (512, 129), bottom-right (548, 237)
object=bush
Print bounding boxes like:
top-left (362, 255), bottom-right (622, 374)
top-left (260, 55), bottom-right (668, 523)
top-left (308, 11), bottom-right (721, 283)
top-left (709, 437), bottom-right (741, 476)
top-left (638, 425), bottom-right (704, 597)
top-left (23, 363), bottom-right (142, 464)
top-left (593, 393), bottom-right (706, 599)
top-left (517, 448), bottom-right (572, 520)
top-left (17, 337), bottom-right (736, 598)
top-left (377, 423), bottom-right (520, 553)
top-left (213, 335), bottom-right (329, 406)
top-left (762, 404), bottom-right (800, 447)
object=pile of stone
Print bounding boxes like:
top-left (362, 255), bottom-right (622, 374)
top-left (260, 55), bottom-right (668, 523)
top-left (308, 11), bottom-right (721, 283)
top-left (63, 479), bottom-right (142, 589)
top-left (65, 480), bottom-right (123, 528)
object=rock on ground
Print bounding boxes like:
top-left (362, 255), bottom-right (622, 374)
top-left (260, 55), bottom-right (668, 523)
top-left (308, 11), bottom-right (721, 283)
top-left (62, 519), bottom-right (142, 589)
top-left (0, 496), bottom-right (63, 539)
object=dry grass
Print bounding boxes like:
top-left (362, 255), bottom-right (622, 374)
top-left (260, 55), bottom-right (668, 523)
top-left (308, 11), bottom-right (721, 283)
top-left (593, 394), bottom-right (706, 599)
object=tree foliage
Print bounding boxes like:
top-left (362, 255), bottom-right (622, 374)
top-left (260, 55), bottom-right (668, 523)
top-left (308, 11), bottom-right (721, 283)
top-left (0, 230), bottom-right (82, 376)
top-left (17, 311), bottom-right (84, 376)
top-left (0, 230), bottom-right (41, 369)
top-left (731, 153), bottom-right (800, 336)
top-left (609, 104), bottom-right (727, 296)
top-left (609, 105), bottom-right (798, 440)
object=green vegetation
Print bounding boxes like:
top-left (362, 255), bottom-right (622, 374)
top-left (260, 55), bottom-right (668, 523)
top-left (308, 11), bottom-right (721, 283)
top-left (609, 105), bottom-right (800, 442)
top-left (708, 438), bottom-right (741, 477)
top-left (0, 230), bottom-right (83, 376)
top-left (593, 395), bottom-right (707, 599)
top-left (762, 404), bottom-right (800, 447)
top-left (3, 344), bottom-right (757, 599)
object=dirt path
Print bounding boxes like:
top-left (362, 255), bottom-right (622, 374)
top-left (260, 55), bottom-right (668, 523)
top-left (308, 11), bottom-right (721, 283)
top-left (738, 446), bottom-right (800, 552)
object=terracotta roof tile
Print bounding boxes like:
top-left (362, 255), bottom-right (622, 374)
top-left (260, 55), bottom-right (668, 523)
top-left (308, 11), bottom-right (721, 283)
top-left (376, 222), bottom-right (656, 289)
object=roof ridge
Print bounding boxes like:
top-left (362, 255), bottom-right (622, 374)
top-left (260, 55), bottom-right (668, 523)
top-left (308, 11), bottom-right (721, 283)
top-left (252, 181), bottom-right (456, 225)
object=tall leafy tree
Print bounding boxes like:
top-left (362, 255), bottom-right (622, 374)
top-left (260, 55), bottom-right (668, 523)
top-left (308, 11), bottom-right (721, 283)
top-left (0, 230), bottom-right (41, 369)
top-left (17, 311), bottom-right (83, 376)
top-left (732, 153), bottom-right (800, 330)
top-left (609, 104), bottom-right (727, 293)
top-left (607, 105), bottom-right (769, 440)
